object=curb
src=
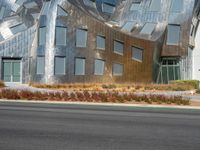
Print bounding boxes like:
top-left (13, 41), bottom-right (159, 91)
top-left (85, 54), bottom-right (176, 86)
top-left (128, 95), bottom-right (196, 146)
top-left (1, 99), bottom-right (200, 110)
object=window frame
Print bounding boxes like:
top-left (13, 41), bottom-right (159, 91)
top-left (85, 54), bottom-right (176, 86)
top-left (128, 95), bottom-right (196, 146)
top-left (132, 46), bottom-right (143, 62)
top-left (113, 40), bottom-right (124, 56)
top-left (112, 62), bottom-right (124, 76)
top-left (75, 57), bottom-right (86, 76)
top-left (76, 28), bottom-right (88, 48)
top-left (96, 35), bottom-right (106, 50)
top-left (94, 59), bottom-right (105, 75)
top-left (55, 26), bottom-right (67, 46)
top-left (54, 56), bottom-right (66, 75)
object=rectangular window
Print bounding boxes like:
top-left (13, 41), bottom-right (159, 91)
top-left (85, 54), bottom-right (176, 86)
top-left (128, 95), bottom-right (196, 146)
top-left (10, 23), bottom-right (27, 34)
top-left (55, 56), bottom-right (66, 75)
top-left (167, 25), bottom-right (180, 45)
top-left (94, 59), bottom-right (105, 75)
top-left (113, 63), bottom-right (123, 76)
top-left (114, 40), bottom-right (124, 55)
top-left (36, 56), bottom-right (45, 75)
top-left (76, 29), bottom-right (88, 47)
top-left (102, 3), bottom-right (115, 14)
top-left (140, 23), bottom-right (156, 35)
top-left (75, 58), bottom-right (85, 75)
top-left (96, 35), bottom-right (105, 50)
top-left (83, 0), bottom-right (96, 7)
top-left (149, 0), bottom-right (161, 11)
top-left (130, 2), bottom-right (141, 11)
top-left (55, 26), bottom-right (67, 46)
top-left (0, 6), bottom-right (6, 20)
top-left (132, 46), bottom-right (143, 62)
top-left (170, 0), bottom-right (183, 13)
top-left (122, 21), bottom-right (136, 32)
top-left (39, 27), bottom-right (46, 46)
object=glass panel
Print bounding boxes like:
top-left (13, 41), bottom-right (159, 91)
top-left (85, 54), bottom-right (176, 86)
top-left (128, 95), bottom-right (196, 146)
top-left (55, 57), bottom-right (65, 75)
top-left (83, 0), bottom-right (96, 7)
top-left (94, 59), bottom-right (105, 75)
top-left (0, 7), bottom-right (6, 20)
top-left (130, 2), bottom-right (141, 11)
top-left (162, 66), bottom-right (168, 84)
top-left (39, 27), bottom-right (46, 46)
top-left (75, 58), bottom-right (85, 75)
top-left (167, 25), bottom-right (180, 45)
top-left (170, 0), bottom-right (183, 13)
top-left (57, 6), bottom-right (68, 16)
top-left (3, 62), bottom-right (11, 82)
top-left (132, 46), bottom-right (143, 62)
top-left (37, 57), bottom-right (45, 75)
top-left (175, 66), bottom-right (180, 80)
top-left (113, 63), bottom-right (123, 76)
top-left (13, 62), bottom-right (20, 76)
top-left (122, 22), bottom-right (135, 32)
top-left (76, 29), bottom-right (87, 47)
top-left (96, 36), bottom-right (105, 50)
top-left (114, 40), bottom-right (124, 55)
top-left (10, 24), bottom-right (27, 34)
top-left (56, 27), bottom-right (67, 46)
top-left (13, 76), bottom-right (20, 82)
top-left (140, 23), bottom-right (156, 35)
top-left (168, 66), bottom-right (174, 81)
top-left (102, 3), bottom-right (115, 14)
top-left (150, 0), bottom-right (161, 11)
top-left (24, 1), bottom-right (38, 9)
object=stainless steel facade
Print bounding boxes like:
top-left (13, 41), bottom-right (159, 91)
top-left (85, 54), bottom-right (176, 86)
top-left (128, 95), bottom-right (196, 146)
top-left (0, 0), bottom-right (199, 84)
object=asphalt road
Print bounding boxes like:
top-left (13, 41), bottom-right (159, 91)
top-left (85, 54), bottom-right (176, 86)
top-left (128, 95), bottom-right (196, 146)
top-left (0, 102), bottom-right (200, 150)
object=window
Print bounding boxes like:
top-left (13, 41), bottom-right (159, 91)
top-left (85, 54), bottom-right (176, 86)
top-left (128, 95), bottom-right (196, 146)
top-left (167, 25), bottom-right (180, 45)
top-left (132, 46), bottom-right (143, 62)
top-left (94, 59), bottom-right (105, 75)
top-left (39, 27), bottom-right (46, 46)
top-left (24, 1), bottom-right (38, 9)
top-left (10, 23), bottom-right (27, 34)
top-left (37, 57), bottom-right (45, 75)
top-left (0, 7), bottom-right (6, 20)
top-left (76, 29), bottom-right (88, 47)
top-left (122, 22), bottom-right (136, 32)
top-left (57, 6), bottom-right (68, 16)
top-left (130, 2), bottom-right (141, 11)
top-left (75, 58), bottom-right (85, 75)
top-left (114, 40), bottom-right (124, 55)
top-left (55, 57), bottom-right (65, 75)
top-left (96, 35), bottom-right (105, 50)
top-left (149, 0), bottom-right (161, 11)
top-left (140, 23), bottom-right (156, 35)
top-left (170, 0), bottom-right (183, 13)
top-left (55, 27), bottom-right (67, 46)
top-left (83, 0), bottom-right (96, 7)
top-left (113, 63), bottom-right (123, 76)
top-left (102, 3), bottom-right (115, 14)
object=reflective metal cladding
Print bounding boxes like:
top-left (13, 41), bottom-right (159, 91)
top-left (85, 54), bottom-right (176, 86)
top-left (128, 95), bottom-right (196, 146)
top-left (0, 0), bottom-right (199, 84)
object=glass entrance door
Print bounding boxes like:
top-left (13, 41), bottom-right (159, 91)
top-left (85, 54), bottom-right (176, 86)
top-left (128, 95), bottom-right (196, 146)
top-left (3, 59), bottom-right (21, 83)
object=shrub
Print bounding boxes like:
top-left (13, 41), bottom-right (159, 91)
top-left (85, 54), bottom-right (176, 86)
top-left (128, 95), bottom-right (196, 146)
top-left (0, 80), bottom-right (5, 88)
top-left (170, 80), bottom-right (199, 89)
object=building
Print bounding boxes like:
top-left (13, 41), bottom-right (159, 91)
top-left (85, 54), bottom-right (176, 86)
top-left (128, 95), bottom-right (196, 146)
top-left (0, 0), bottom-right (199, 84)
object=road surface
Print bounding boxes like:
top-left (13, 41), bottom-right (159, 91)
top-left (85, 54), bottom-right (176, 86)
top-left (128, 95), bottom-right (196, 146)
top-left (0, 102), bottom-right (200, 150)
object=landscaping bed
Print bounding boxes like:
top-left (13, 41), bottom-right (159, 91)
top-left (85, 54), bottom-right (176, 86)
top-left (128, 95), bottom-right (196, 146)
top-left (0, 89), bottom-right (190, 106)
